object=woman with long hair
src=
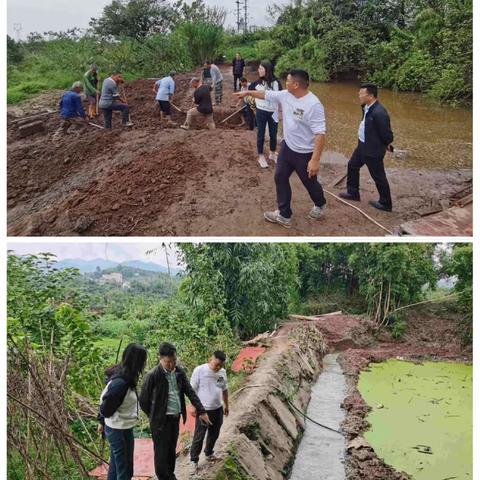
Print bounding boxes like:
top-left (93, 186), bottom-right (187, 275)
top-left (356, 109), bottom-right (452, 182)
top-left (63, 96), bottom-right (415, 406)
top-left (99, 343), bottom-right (148, 480)
top-left (248, 60), bottom-right (282, 168)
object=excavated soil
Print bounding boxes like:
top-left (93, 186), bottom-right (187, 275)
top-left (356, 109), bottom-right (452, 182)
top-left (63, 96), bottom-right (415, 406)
top-left (7, 66), bottom-right (472, 236)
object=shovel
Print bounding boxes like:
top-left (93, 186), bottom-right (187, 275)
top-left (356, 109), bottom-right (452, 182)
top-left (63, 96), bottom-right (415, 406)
top-left (121, 84), bottom-right (133, 123)
top-left (219, 106), bottom-right (244, 124)
top-left (170, 102), bottom-right (184, 113)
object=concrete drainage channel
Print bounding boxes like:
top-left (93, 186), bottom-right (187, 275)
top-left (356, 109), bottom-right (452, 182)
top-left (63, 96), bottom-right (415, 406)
top-left (290, 353), bottom-right (347, 480)
top-left (179, 324), bottom-right (350, 480)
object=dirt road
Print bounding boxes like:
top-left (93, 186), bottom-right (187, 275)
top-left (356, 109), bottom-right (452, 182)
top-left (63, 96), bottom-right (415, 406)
top-left (7, 66), bottom-right (471, 236)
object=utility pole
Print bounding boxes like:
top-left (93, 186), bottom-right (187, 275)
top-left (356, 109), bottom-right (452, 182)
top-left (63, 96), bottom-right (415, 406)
top-left (236, 0), bottom-right (241, 33)
top-left (244, 0), bottom-right (248, 33)
top-left (13, 23), bottom-right (22, 41)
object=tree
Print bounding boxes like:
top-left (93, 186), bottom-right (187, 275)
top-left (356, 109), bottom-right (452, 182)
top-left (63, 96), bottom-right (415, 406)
top-left (90, 0), bottom-right (178, 40)
top-left (178, 0), bottom-right (226, 26)
top-left (177, 244), bottom-right (299, 338)
top-left (7, 35), bottom-right (24, 65)
top-left (175, 22), bottom-right (225, 65)
top-left (348, 243), bottom-right (437, 325)
top-left (442, 244), bottom-right (472, 344)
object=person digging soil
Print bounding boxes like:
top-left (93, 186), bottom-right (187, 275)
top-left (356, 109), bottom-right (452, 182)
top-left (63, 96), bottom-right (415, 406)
top-left (181, 77), bottom-right (215, 131)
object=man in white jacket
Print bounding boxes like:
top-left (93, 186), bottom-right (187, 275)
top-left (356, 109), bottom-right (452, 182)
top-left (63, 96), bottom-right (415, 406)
top-left (188, 351), bottom-right (229, 475)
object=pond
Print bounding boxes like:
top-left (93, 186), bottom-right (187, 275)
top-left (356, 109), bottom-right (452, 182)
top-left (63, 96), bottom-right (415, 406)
top-left (358, 359), bottom-right (472, 480)
top-left (308, 82), bottom-right (472, 170)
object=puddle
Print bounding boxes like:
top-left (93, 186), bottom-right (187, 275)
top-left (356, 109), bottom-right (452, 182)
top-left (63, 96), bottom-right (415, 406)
top-left (358, 359), bottom-right (472, 479)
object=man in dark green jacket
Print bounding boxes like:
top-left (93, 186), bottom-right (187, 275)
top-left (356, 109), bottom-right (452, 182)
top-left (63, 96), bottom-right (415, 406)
top-left (140, 342), bottom-right (211, 480)
top-left (83, 63), bottom-right (99, 119)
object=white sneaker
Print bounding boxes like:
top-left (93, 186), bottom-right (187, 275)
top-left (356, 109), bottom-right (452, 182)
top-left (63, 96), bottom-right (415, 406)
top-left (188, 461), bottom-right (198, 476)
top-left (269, 152), bottom-right (278, 163)
top-left (264, 210), bottom-right (292, 228)
top-left (180, 124), bottom-right (190, 130)
top-left (124, 121), bottom-right (134, 127)
top-left (206, 452), bottom-right (221, 462)
top-left (309, 205), bottom-right (326, 219)
top-left (258, 155), bottom-right (268, 168)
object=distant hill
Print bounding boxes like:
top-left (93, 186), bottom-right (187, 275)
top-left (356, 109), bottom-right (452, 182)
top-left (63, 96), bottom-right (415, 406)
top-left (121, 260), bottom-right (179, 274)
top-left (55, 258), bottom-right (117, 272)
top-left (55, 258), bottom-right (182, 275)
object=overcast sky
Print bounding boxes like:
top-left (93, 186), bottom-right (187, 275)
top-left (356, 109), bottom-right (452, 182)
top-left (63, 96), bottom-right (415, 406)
top-left (7, 0), bottom-right (282, 39)
top-left (7, 242), bottom-right (182, 267)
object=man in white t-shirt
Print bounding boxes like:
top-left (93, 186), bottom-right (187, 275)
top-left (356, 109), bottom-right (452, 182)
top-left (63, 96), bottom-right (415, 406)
top-left (235, 69), bottom-right (327, 228)
top-left (189, 351), bottom-right (229, 474)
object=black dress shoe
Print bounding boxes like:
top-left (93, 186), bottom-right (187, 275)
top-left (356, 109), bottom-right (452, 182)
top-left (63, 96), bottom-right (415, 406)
top-left (368, 200), bottom-right (392, 212)
top-left (339, 191), bottom-right (360, 201)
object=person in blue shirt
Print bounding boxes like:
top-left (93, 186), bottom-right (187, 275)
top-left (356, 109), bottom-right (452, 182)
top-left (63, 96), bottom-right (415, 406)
top-left (152, 71), bottom-right (176, 126)
top-left (52, 81), bottom-right (89, 142)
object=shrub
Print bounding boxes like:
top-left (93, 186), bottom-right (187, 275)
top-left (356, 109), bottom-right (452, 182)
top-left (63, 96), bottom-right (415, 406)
top-left (428, 64), bottom-right (472, 106)
top-left (255, 39), bottom-right (284, 63)
top-left (175, 21), bottom-right (224, 65)
top-left (275, 38), bottom-right (328, 82)
top-left (395, 51), bottom-right (438, 92)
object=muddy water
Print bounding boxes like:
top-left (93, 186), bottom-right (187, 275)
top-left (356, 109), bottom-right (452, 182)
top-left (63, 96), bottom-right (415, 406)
top-left (290, 353), bottom-right (347, 480)
top-left (308, 82), bottom-right (472, 170)
top-left (358, 359), bottom-right (472, 480)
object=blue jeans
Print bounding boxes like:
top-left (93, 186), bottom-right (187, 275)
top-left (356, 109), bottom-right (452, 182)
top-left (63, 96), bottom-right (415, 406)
top-left (105, 425), bottom-right (134, 480)
top-left (102, 103), bottom-right (130, 129)
top-left (256, 108), bottom-right (278, 154)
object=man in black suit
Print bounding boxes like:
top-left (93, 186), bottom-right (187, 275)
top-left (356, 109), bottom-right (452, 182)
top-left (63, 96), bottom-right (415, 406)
top-left (340, 83), bottom-right (394, 212)
top-left (232, 52), bottom-right (245, 92)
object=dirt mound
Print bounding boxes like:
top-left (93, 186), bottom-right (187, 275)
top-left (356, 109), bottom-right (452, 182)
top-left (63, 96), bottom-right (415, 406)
top-left (122, 74), bottom-right (244, 130)
top-left (62, 142), bottom-right (201, 235)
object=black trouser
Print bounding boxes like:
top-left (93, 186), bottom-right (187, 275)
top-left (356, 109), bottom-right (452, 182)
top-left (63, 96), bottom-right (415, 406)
top-left (242, 104), bottom-right (255, 130)
top-left (346, 141), bottom-right (392, 208)
top-left (158, 100), bottom-right (171, 116)
top-left (152, 415), bottom-right (180, 480)
top-left (102, 103), bottom-right (130, 129)
top-left (256, 108), bottom-right (278, 154)
top-left (189, 407), bottom-right (223, 463)
top-left (233, 74), bottom-right (242, 91)
top-left (275, 141), bottom-right (326, 219)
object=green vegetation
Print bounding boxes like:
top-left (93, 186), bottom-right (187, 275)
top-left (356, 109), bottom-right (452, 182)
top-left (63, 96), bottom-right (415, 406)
top-left (7, 0), bottom-right (226, 104)
top-left (215, 444), bottom-right (252, 480)
top-left (442, 243), bottom-right (473, 344)
top-left (358, 359), bottom-right (472, 480)
top-left (7, 243), bottom-right (471, 477)
top-left (258, 0), bottom-right (472, 105)
top-left (7, 0), bottom-right (471, 105)
top-left (239, 420), bottom-right (261, 441)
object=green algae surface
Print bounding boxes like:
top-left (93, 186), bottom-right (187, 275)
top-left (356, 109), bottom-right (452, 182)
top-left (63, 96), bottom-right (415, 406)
top-left (358, 359), bottom-right (472, 480)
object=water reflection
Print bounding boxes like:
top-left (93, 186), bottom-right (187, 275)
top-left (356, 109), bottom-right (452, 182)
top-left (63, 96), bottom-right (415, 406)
top-left (309, 82), bottom-right (472, 169)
